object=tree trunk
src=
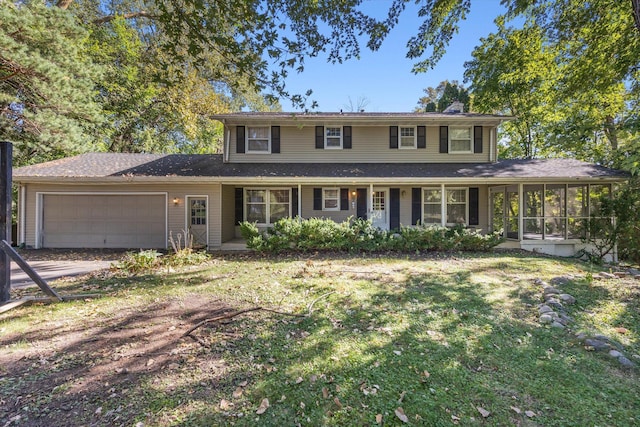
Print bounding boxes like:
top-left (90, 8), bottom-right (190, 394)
top-left (603, 115), bottom-right (619, 151)
top-left (632, 0), bottom-right (640, 33)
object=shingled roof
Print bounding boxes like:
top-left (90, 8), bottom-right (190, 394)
top-left (13, 153), bottom-right (628, 182)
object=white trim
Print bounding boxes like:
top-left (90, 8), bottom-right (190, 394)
top-left (185, 195), bottom-right (209, 248)
top-left (448, 126), bottom-right (473, 154)
top-left (246, 126), bottom-right (271, 154)
top-left (35, 191), bottom-right (168, 249)
top-left (324, 125), bottom-right (343, 149)
top-left (321, 187), bottom-right (340, 211)
top-left (398, 126), bottom-right (417, 149)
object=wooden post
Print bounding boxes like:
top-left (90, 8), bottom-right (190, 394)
top-left (0, 142), bottom-right (12, 303)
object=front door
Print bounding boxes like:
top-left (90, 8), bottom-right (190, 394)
top-left (371, 189), bottom-right (389, 230)
top-left (187, 196), bottom-right (207, 248)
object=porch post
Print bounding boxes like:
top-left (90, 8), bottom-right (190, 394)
top-left (518, 183), bottom-right (523, 241)
top-left (440, 183), bottom-right (446, 227)
top-left (1, 142), bottom-right (12, 303)
top-left (369, 183), bottom-right (374, 218)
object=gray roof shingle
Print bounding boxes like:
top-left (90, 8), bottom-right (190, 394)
top-left (13, 153), bottom-right (628, 181)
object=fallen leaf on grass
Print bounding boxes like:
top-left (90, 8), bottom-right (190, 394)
top-left (256, 398), bottom-right (269, 414)
top-left (510, 406), bottom-right (521, 414)
top-left (238, 380), bottom-right (248, 387)
top-left (395, 407), bottom-right (409, 423)
top-left (376, 414), bottom-right (383, 424)
top-left (295, 376), bottom-right (304, 384)
top-left (525, 410), bottom-right (536, 418)
top-left (477, 407), bottom-right (490, 418)
top-left (322, 387), bottom-right (329, 399)
top-left (398, 390), bottom-right (406, 403)
top-left (333, 397), bottom-right (343, 409)
top-left (232, 387), bottom-right (243, 398)
top-left (219, 399), bottom-right (232, 410)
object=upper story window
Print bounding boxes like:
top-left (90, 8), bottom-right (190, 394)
top-left (247, 126), bottom-right (270, 153)
top-left (399, 127), bottom-right (416, 149)
top-left (449, 127), bottom-right (472, 153)
top-left (325, 126), bottom-right (343, 149)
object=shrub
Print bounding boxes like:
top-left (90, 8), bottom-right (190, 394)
top-left (116, 249), bottom-right (162, 274)
top-left (239, 218), bottom-right (504, 253)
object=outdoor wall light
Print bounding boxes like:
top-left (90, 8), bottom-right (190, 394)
top-left (173, 197), bottom-right (180, 206)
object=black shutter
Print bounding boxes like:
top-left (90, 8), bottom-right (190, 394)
top-left (315, 126), bottom-right (324, 149)
top-left (417, 126), bottom-right (426, 149)
top-left (271, 126), bottom-right (280, 153)
top-left (389, 126), bottom-right (398, 149)
top-left (390, 188), bottom-right (400, 231)
top-left (313, 188), bottom-right (322, 210)
top-left (356, 188), bottom-right (367, 219)
top-left (343, 126), bottom-right (352, 149)
top-left (439, 126), bottom-right (448, 153)
top-left (236, 126), bottom-right (245, 154)
top-left (340, 188), bottom-right (349, 210)
top-left (469, 187), bottom-right (479, 226)
top-left (411, 187), bottom-right (422, 225)
top-left (235, 187), bottom-right (243, 224)
top-left (474, 126), bottom-right (483, 154)
top-left (291, 187), bottom-right (298, 218)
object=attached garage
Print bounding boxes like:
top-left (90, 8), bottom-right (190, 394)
top-left (39, 193), bottom-right (167, 249)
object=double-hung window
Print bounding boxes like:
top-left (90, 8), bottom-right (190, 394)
top-left (399, 127), bottom-right (416, 149)
top-left (245, 189), bottom-right (291, 224)
top-left (247, 126), bottom-right (270, 153)
top-left (449, 127), bottom-right (472, 153)
top-left (322, 188), bottom-right (340, 211)
top-left (422, 188), bottom-right (468, 226)
top-left (325, 126), bottom-right (342, 149)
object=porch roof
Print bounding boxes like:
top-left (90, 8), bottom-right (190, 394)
top-left (13, 153), bottom-right (628, 183)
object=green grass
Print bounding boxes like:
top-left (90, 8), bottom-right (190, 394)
top-left (1, 251), bottom-right (639, 426)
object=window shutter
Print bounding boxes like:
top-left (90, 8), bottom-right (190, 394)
top-left (271, 126), bottom-right (280, 154)
top-left (340, 188), bottom-right (349, 210)
top-left (235, 187), bottom-right (243, 224)
top-left (356, 188), bottom-right (367, 219)
top-left (439, 126), bottom-right (448, 153)
top-left (390, 188), bottom-right (400, 230)
top-left (474, 126), bottom-right (483, 153)
top-left (417, 126), bottom-right (426, 149)
top-left (343, 126), bottom-right (352, 149)
top-left (411, 188), bottom-right (422, 225)
top-left (389, 126), bottom-right (398, 149)
top-left (315, 126), bottom-right (324, 149)
top-left (236, 126), bottom-right (245, 154)
top-left (291, 187), bottom-right (298, 218)
top-left (313, 188), bottom-right (322, 210)
top-left (469, 187), bottom-right (479, 226)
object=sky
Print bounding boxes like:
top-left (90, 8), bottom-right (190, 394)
top-left (279, 0), bottom-right (508, 112)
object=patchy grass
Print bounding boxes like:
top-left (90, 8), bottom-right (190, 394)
top-left (1, 251), bottom-right (639, 426)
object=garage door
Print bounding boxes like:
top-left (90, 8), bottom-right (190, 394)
top-left (42, 194), bottom-right (166, 248)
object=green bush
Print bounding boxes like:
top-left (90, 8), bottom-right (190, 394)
top-left (239, 218), bottom-right (504, 253)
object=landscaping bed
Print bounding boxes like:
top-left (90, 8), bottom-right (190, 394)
top-left (1, 251), bottom-right (639, 426)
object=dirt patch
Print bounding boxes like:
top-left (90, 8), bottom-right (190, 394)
top-left (15, 248), bottom-right (132, 262)
top-left (0, 294), bottom-right (236, 426)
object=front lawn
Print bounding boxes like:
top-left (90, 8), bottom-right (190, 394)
top-left (1, 251), bottom-right (638, 426)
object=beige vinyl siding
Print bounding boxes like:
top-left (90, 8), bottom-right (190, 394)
top-left (228, 125), bottom-right (491, 163)
top-left (21, 183), bottom-right (221, 249)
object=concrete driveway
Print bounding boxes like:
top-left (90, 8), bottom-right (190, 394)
top-left (10, 259), bottom-right (115, 289)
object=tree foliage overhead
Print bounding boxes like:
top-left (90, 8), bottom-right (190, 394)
top-left (0, 1), bottom-right (104, 164)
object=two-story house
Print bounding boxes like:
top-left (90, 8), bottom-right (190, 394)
top-left (12, 111), bottom-right (627, 258)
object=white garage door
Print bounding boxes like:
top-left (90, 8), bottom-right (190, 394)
top-left (42, 194), bottom-right (166, 248)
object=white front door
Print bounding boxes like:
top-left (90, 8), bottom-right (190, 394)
top-left (371, 189), bottom-right (389, 230)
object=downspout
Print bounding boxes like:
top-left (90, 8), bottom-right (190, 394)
top-left (223, 120), bottom-right (230, 163)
